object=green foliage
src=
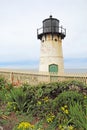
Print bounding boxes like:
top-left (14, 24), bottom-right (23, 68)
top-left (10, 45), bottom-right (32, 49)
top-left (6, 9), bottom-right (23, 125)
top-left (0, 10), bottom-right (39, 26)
top-left (6, 87), bottom-right (29, 112)
top-left (69, 102), bottom-right (87, 129)
top-left (0, 88), bottom-right (8, 104)
top-left (5, 82), bottom-right (13, 90)
top-left (35, 80), bottom-right (87, 99)
top-left (0, 76), bottom-right (13, 104)
top-left (0, 76), bottom-right (7, 89)
top-left (54, 91), bottom-right (84, 108)
top-left (6, 85), bottom-right (37, 113)
top-left (0, 79), bottom-right (87, 130)
top-left (33, 120), bottom-right (44, 130)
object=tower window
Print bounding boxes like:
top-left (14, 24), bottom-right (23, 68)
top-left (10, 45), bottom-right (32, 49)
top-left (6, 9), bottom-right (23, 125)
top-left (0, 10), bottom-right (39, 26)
top-left (55, 39), bottom-right (57, 42)
top-left (42, 40), bottom-right (44, 42)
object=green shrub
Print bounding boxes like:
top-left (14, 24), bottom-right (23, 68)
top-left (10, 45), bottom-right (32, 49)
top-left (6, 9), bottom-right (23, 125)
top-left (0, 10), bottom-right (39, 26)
top-left (35, 80), bottom-right (87, 99)
top-left (0, 76), bottom-right (7, 90)
top-left (0, 88), bottom-right (8, 104)
top-left (53, 91), bottom-right (84, 109)
top-left (6, 87), bottom-right (29, 112)
top-left (69, 102), bottom-right (87, 129)
top-left (0, 90), bottom-right (6, 103)
top-left (6, 85), bottom-right (37, 113)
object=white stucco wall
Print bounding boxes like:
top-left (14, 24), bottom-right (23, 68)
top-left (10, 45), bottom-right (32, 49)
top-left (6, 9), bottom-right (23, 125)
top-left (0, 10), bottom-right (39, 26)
top-left (39, 34), bottom-right (64, 74)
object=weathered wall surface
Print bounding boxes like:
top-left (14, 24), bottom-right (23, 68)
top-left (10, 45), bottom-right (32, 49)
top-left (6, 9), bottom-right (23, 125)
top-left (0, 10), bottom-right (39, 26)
top-left (39, 34), bottom-right (64, 73)
top-left (0, 70), bottom-right (87, 85)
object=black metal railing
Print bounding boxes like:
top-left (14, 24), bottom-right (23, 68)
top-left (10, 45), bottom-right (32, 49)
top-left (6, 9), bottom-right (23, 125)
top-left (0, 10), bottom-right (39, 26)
top-left (37, 26), bottom-right (66, 36)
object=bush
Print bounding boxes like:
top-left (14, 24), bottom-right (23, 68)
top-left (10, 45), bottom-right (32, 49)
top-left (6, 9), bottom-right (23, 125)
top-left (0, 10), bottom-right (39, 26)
top-left (0, 76), bottom-right (7, 90)
top-left (0, 79), bottom-right (87, 130)
top-left (35, 80), bottom-right (87, 99)
top-left (6, 87), bottom-right (30, 112)
top-left (6, 85), bottom-right (38, 113)
top-left (69, 102), bottom-right (87, 129)
top-left (53, 91), bottom-right (84, 109)
top-left (0, 89), bottom-right (7, 103)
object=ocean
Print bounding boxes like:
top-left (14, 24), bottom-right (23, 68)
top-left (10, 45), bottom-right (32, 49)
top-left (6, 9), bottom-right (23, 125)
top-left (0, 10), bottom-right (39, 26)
top-left (0, 68), bottom-right (87, 74)
top-left (64, 69), bottom-right (87, 73)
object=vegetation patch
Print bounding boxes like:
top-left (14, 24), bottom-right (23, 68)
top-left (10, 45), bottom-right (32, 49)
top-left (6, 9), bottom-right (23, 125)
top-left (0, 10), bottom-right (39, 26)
top-left (0, 77), bottom-right (87, 130)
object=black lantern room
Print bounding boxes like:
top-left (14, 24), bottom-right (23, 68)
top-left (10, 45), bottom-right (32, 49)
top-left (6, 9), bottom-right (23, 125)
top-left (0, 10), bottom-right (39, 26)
top-left (37, 15), bottom-right (66, 40)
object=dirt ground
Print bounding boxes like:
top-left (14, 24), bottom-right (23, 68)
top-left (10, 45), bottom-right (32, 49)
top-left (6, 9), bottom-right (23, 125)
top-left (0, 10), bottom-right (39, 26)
top-left (0, 112), bottom-right (18, 130)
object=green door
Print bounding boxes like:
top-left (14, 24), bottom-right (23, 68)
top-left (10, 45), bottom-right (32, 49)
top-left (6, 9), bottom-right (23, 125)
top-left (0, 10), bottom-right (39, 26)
top-left (49, 64), bottom-right (58, 73)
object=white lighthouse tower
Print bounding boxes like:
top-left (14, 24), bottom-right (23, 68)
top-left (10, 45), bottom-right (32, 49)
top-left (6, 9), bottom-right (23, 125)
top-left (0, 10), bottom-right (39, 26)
top-left (37, 15), bottom-right (66, 74)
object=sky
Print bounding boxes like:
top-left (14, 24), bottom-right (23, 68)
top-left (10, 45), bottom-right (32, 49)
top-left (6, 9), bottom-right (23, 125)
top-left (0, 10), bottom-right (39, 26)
top-left (0, 0), bottom-right (87, 69)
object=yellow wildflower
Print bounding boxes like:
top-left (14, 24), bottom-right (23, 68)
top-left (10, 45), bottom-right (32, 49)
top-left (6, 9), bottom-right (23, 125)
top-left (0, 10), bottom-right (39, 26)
top-left (84, 96), bottom-right (87, 99)
top-left (68, 125), bottom-right (74, 130)
top-left (37, 101), bottom-right (42, 105)
top-left (65, 109), bottom-right (69, 114)
top-left (64, 105), bottom-right (68, 108)
top-left (14, 106), bottom-right (16, 110)
top-left (61, 107), bottom-right (65, 111)
top-left (17, 122), bottom-right (34, 130)
top-left (61, 105), bottom-right (69, 114)
top-left (7, 102), bottom-right (12, 105)
top-left (59, 125), bottom-right (62, 129)
top-left (43, 96), bottom-right (49, 102)
top-left (46, 113), bottom-right (55, 123)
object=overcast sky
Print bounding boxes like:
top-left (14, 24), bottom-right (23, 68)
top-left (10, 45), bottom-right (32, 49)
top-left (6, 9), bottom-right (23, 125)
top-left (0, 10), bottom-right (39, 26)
top-left (0, 0), bottom-right (87, 69)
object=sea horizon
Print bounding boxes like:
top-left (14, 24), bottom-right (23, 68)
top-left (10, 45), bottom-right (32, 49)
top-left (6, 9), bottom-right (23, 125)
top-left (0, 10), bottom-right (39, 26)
top-left (0, 67), bottom-right (87, 74)
top-left (64, 68), bottom-right (87, 73)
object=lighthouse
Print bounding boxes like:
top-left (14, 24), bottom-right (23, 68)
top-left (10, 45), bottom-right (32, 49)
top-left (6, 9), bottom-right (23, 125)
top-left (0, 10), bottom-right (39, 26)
top-left (37, 15), bottom-right (66, 74)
